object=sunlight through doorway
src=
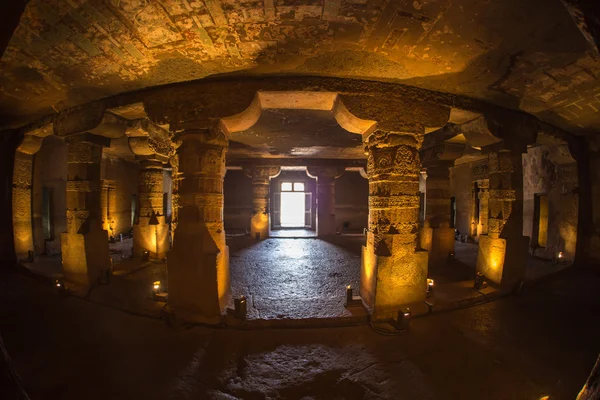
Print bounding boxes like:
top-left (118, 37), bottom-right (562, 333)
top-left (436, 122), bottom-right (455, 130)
top-left (280, 182), bottom-right (306, 228)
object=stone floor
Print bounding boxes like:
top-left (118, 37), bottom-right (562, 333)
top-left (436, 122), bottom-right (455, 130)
top-left (1, 265), bottom-right (599, 400)
top-left (227, 236), bottom-right (363, 320)
top-left (18, 237), bottom-right (574, 322)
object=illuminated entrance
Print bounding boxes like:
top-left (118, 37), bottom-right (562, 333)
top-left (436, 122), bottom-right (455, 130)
top-left (273, 181), bottom-right (312, 229)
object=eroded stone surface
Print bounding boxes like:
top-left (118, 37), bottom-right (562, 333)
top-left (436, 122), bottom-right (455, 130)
top-left (228, 237), bottom-right (362, 320)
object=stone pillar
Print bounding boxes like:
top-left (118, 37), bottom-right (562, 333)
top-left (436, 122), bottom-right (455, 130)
top-left (361, 131), bottom-right (427, 320)
top-left (167, 129), bottom-right (230, 322)
top-left (421, 162), bottom-right (454, 268)
top-left (476, 149), bottom-right (529, 289)
top-left (243, 165), bottom-right (280, 240)
top-left (476, 180), bottom-right (490, 236)
top-left (133, 160), bottom-right (169, 259)
top-left (60, 133), bottom-right (111, 287)
top-left (100, 179), bottom-right (116, 234)
top-left (307, 166), bottom-right (345, 237)
top-left (12, 151), bottom-right (35, 260)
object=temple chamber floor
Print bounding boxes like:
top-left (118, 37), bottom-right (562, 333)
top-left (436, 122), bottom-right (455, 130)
top-left (1, 265), bottom-right (599, 400)
top-left (17, 236), bottom-right (571, 322)
top-left (227, 236), bottom-right (363, 320)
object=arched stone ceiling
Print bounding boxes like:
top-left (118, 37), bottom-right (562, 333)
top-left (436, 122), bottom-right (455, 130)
top-left (1, 0), bottom-right (599, 135)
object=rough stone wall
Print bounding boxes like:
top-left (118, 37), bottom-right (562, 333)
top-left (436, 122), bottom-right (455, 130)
top-left (223, 170), bottom-right (252, 233)
top-left (100, 154), bottom-right (139, 237)
top-left (450, 163), bottom-right (475, 238)
top-left (32, 135), bottom-right (67, 255)
top-left (523, 145), bottom-right (578, 261)
top-left (334, 170), bottom-right (368, 233)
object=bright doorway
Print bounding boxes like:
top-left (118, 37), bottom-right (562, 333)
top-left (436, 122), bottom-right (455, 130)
top-left (280, 182), bottom-right (306, 228)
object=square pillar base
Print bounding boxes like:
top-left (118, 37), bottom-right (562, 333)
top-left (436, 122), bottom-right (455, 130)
top-left (167, 229), bottom-right (231, 322)
top-left (476, 235), bottom-right (529, 289)
top-left (60, 230), bottom-right (110, 287)
top-left (250, 213), bottom-right (269, 240)
top-left (361, 244), bottom-right (428, 321)
top-left (421, 227), bottom-right (455, 268)
top-left (133, 224), bottom-right (170, 259)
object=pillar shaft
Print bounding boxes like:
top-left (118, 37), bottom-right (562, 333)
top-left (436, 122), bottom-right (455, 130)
top-left (422, 163), bottom-right (455, 268)
top-left (476, 180), bottom-right (490, 236)
top-left (245, 165), bottom-right (280, 240)
top-left (476, 150), bottom-right (528, 288)
top-left (361, 131), bottom-right (427, 319)
top-left (12, 151), bottom-right (34, 260)
top-left (60, 135), bottom-right (111, 286)
top-left (167, 129), bottom-right (230, 322)
top-left (307, 166), bottom-right (344, 237)
top-left (133, 161), bottom-right (169, 259)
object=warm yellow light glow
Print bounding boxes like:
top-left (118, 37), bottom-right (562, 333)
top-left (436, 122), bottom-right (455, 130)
top-left (558, 252), bottom-right (563, 259)
top-left (427, 279), bottom-right (434, 287)
top-left (153, 281), bottom-right (161, 292)
top-left (347, 285), bottom-right (352, 290)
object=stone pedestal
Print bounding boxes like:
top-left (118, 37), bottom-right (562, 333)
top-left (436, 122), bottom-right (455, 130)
top-left (60, 134), bottom-right (111, 287)
top-left (360, 131), bottom-right (427, 320)
top-left (244, 165), bottom-right (280, 240)
top-left (133, 160), bottom-right (169, 259)
top-left (307, 166), bottom-right (344, 238)
top-left (167, 129), bottom-right (230, 322)
top-left (421, 163), bottom-right (454, 268)
top-left (476, 150), bottom-right (528, 289)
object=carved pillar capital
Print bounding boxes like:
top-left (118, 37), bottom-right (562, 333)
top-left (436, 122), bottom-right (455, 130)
top-left (127, 118), bottom-right (174, 162)
top-left (243, 165), bottom-right (281, 183)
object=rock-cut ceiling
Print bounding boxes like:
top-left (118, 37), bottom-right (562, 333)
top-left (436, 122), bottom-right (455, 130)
top-left (1, 0), bottom-right (600, 135)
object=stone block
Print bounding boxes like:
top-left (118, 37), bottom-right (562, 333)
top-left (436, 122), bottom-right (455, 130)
top-left (60, 229), bottom-right (110, 286)
top-left (361, 243), bottom-right (428, 320)
top-left (133, 223), bottom-right (170, 259)
top-left (250, 212), bottom-right (269, 240)
top-left (167, 226), bottom-right (230, 321)
top-left (476, 234), bottom-right (528, 289)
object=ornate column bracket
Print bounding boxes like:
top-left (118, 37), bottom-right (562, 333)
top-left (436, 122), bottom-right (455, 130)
top-left (306, 166), bottom-right (345, 237)
top-left (242, 164), bottom-right (281, 240)
top-left (167, 127), bottom-right (231, 322)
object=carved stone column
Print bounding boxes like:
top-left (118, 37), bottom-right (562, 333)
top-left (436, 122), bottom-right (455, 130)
top-left (133, 160), bottom-right (169, 259)
top-left (421, 162), bottom-right (455, 268)
top-left (361, 131), bottom-right (427, 320)
top-left (100, 179), bottom-right (116, 234)
top-left (243, 165), bottom-right (281, 240)
top-left (12, 150), bottom-right (36, 260)
top-left (476, 180), bottom-right (490, 237)
top-left (476, 149), bottom-right (529, 288)
top-left (60, 133), bottom-right (111, 287)
top-left (167, 128), bottom-right (230, 322)
top-left (307, 166), bottom-right (345, 237)
top-left (127, 118), bottom-right (174, 259)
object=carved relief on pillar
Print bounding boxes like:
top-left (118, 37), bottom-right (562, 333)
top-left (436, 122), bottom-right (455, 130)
top-left (364, 131), bottom-right (422, 239)
top-left (175, 128), bottom-right (228, 229)
top-left (472, 161), bottom-right (490, 180)
top-left (486, 150), bottom-right (523, 238)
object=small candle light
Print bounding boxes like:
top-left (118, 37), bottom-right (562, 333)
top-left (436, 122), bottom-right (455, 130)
top-left (427, 278), bottom-right (434, 293)
top-left (153, 281), bottom-right (161, 293)
top-left (346, 285), bottom-right (353, 305)
top-left (234, 295), bottom-right (247, 319)
top-left (558, 252), bottom-right (564, 259)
